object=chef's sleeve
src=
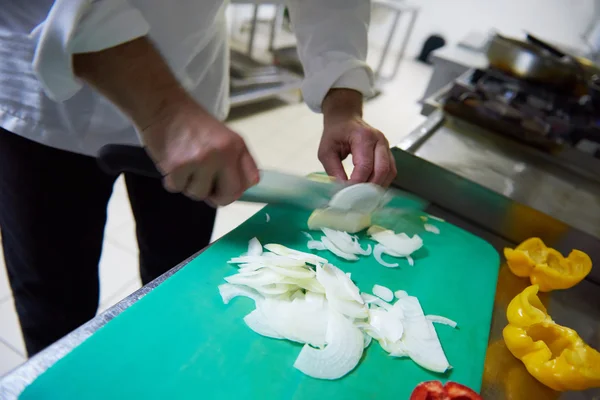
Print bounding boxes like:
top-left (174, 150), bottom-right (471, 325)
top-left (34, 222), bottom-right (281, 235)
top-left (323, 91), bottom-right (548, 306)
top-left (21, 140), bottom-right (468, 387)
top-left (285, 0), bottom-right (375, 112)
top-left (30, 0), bottom-right (150, 102)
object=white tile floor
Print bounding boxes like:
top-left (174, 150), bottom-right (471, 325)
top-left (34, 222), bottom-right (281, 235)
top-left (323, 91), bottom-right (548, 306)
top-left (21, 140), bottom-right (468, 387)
top-left (0, 59), bottom-right (432, 376)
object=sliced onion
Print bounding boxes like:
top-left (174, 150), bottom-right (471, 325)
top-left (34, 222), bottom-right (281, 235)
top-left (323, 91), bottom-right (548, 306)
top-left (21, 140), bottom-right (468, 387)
top-left (363, 332), bottom-right (372, 348)
top-left (406, 256), bottom-right (414, 266)
top-left (218, 283), bottom-right (262, 304)
top-left (373, 244), bottom-right (399, 268)
top-left (281, 277), bottom-right (326, 294)
top-left (320, 237), bottom-right (359, 261)
top-left (264, 264), bottom-right (315, 279)
top-left (361, 293), bottom-right (392, 311)
top-left (264, 243), bottom-right (328, 265)
top-left (428, 215), bottom-right (445, 222)
top-left (328, 183), bottom-right (385, 213)
top-left (265, 213), bottom-right (271, 222)
top-left (426, 315), bottom-right (458, 328)
top-left (327, 295), bottom-right (369, 319)
top-left (316, 264), bottom-right (363, 303)
top-left (224, 269), bottom-right (284, 288)
top-left (307, 240), bottom-right (326, 251)
top-left (380, 339), bottom-right (409, 357)
top-left (254, 283), bottom-right (294, 296)
top-left (293, 310), bottom-right (364, 379)
top-left (369, 308), bottom-right (404, 342)
top-left (370, 230), bottom-right (423, 256)
top-left (373, 284), bottom-right (394, 302)
top-left (397, 296), bottom-right (450, 373)
top-left (424, 223), bottom-right (440, 234)
top-left (228, 254), bottom-right (305, 268)
top-left (305, 291), bottom-right (325, 306)
top-left (321, 228), bottom-right (370, 257)
top-left (244, 309), bottom-right (283, 339)
top-left (248, 237), bottom-right (263, 256)
top-left (394, 290), bottom-right (408, 299)
top-left (290, 290), bottom-right (305, 301)
top-left (258, 297), bottom-right (329, 347)
top-left (308, 208), bottom-right (371, 234)
top-left (302, 231), bottom-right (315, 240)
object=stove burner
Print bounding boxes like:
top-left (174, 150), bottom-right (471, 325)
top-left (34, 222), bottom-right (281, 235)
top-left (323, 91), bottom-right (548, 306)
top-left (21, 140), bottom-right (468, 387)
top-left (444, 68), bottom-right (600, 151)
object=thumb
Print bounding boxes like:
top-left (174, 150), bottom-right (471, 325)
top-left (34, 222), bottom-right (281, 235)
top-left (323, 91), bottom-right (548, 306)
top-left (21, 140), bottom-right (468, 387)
top-left (318, 146), bottom-right (348, 182)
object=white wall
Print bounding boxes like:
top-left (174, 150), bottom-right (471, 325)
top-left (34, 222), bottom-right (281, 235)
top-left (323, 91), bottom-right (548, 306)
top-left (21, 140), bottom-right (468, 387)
top-left (371, 0), bottom-right (599, 58)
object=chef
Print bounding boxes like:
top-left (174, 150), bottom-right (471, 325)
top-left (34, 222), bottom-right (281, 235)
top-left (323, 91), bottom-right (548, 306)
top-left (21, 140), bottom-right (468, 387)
top-left (0, 1), bottom-right (396, 356)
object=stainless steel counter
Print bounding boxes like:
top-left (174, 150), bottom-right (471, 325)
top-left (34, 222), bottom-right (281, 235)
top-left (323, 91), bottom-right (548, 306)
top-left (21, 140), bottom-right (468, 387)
top-left (2, 112), bottom-right (600, 399)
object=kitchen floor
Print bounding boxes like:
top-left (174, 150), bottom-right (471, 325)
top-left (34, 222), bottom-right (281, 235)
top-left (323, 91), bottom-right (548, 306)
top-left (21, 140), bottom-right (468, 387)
top-left (0, 59), bottom-right (432, 375)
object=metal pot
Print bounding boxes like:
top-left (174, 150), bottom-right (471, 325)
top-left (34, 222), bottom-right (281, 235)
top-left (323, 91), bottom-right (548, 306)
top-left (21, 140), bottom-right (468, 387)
top-left (486, 34), bottom-right (578, 89)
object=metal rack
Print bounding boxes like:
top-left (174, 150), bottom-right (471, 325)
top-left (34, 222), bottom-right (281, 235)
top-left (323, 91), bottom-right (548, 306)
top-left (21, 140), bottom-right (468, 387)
top-left (228, 1), bottom-right (420, 107)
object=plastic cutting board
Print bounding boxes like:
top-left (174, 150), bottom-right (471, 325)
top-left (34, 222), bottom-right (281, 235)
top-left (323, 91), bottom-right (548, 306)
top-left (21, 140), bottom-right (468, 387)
top-left (21, 197), bottom-right (500, 400)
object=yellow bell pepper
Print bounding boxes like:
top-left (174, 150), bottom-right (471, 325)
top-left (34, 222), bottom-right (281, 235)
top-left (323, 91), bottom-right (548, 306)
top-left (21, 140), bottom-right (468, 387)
top-left (503, 285), bottom-right (600, 391)
top-left (504, 238), bottom-right (592, 292)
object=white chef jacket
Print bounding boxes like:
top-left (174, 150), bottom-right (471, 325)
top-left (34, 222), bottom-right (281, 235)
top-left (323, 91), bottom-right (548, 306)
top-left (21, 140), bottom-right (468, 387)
top-left (0, 1), bottom-right (374, 156)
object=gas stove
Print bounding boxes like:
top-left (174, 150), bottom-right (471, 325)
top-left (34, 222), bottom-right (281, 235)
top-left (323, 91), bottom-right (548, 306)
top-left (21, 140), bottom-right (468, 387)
top-left (443, 68), bottom-right (600, 155)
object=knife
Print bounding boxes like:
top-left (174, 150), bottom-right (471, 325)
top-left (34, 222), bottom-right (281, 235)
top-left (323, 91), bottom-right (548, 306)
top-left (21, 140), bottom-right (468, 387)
top-left (97, 144), bottom-right (343, 210)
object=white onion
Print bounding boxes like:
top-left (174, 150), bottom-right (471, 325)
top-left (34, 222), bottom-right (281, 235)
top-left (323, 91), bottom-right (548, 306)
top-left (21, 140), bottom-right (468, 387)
top-left (352, 237), bottom-right (372, 256)
top-left (428, 215), bottom-right (445, 222)
top-left (247, 237), bottom-right (263, 256)
top-left (394, 290), bottom-right (408, 299)
top-left (218, 283), bottom-right (262, 304)
top-left (424, 224), bottom-right (440, 234)
top-left (372, 284), bottom-right (394, 302)
top-left (258, 297), bottom-right (329, 347)
top-left (293, 310), bottom-right (364, 379)
top-left (263, 264), bottom-right (315, 279)
top-left (320, 236), bottom-right (359, 261)
top-left (426, 315), bottom-right (458, 328)
top-left (380, 339), bottom-right (409, 357)
top-left (254, 283), bottom-right (293, 296)
top-left (320, 228), bottom-right (371, 257)
top-left (308, 208), bottom-right (371, 234)
top-left (244, 309), bottom-right (283, 339)
top-left (264, 243), bottom-right (328, 265)
top-left (360, 293), bottom-right (392, 311)
top-left (370, 230), bottom-right (423, 256)
top-left (373, 244), bottom-right (399, 268)
top-left (369, 308), bottom-right (404, 342)
top-left (406, 256), bottom-right (414, 266)
top-left (265, 213), bottom-right (271, 222)
top-left (224, 269), bottom-right (285, 288)
top-left (327, 295), bottom-right (369, 319)
top-left (316, 264), bottom-right (363, 304)
top-left (363, 332), bottom-right (372, 348)
top-left (305, 291), bottom-right (325, 306)
top-left (328, 183), bottom-right (385, 213)
top-left (228, 254), bottom-right (305, 268)
top-left (306, 240), bottom-right (326, 251)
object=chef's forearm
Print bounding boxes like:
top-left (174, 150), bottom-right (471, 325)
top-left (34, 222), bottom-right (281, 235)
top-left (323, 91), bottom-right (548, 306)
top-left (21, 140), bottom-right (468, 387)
top-left (322, 88), bottom-right (363, 124)
top-left (73, 36), bottom-right (194, 130)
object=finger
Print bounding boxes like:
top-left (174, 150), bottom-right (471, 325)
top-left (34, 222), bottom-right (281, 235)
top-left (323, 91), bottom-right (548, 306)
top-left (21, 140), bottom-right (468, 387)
top-left (184, 167), bottom-right (214, 200)
top-left (207, 163), bottom-right (245, 206)
top-left (385, 148), bottom-right (397, 187)
top-left (240, 151), bottom-right (260, 188)
top-left (349, 130), bottom-right (376, 183)
top-left (369, 141), bottom-right (393, 186)
top-left (318, 145), bottom-right (348, 182)
top-left (163, 164), bottom-right (194, 193)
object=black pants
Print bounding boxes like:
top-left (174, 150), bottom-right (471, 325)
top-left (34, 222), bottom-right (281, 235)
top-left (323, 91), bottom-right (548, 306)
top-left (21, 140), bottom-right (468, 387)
top-left (0, 128), bottom-right (216, 356)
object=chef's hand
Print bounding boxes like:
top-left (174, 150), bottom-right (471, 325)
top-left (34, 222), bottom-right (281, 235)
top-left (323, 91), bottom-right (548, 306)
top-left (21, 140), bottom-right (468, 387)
top-left (318, 89), bottom-right (397, 187)
top-left (141, 97), bottom-right (259, 206)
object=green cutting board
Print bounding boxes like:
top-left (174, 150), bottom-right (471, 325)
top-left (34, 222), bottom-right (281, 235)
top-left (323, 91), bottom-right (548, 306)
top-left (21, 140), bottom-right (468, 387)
top-left (21, 199), bottom-right (499, 400)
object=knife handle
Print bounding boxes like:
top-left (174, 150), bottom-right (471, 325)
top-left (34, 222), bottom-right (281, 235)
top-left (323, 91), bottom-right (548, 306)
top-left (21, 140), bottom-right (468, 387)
top-left (97, 145), bottom-right (162, 179)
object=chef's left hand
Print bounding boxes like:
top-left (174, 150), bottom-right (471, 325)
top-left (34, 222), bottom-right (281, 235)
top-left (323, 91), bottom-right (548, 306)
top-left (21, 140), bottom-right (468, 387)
top-left (318, 89), bottom-right (397, 187)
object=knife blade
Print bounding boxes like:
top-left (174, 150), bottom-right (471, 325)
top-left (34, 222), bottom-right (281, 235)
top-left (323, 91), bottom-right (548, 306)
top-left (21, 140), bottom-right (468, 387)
top-left (96, 144), bottom-right (343, 210)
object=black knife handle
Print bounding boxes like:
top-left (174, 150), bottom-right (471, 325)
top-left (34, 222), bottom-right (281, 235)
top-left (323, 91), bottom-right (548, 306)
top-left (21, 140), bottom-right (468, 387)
top-left (97, 144), bottom-right (162, 179)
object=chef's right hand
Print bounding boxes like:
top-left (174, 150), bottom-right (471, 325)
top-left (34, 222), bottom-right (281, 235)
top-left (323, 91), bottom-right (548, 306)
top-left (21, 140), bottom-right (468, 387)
top-left (140, 98), bottom-right (260, 206)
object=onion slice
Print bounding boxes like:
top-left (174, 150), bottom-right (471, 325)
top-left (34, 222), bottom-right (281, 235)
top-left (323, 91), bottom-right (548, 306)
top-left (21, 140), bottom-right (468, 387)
top-left (218, 283), bottom-right (262, 304)
top-left (264, 243), bottom-right (328, 265)
top-left (426, 315), bottom-right (458, 328)
top-left (247, 237), bottom-right (263, 256)
top-left (373, 244), bottom-right (399, 268)
top-left (320, 237), bottom-right (359, 261)
top-left (293, 310), bottom-right (364, 379)
top-left (244, 309), bottom-right (283, 339)
top-left (265, 213), bottom-right (271, 222)
top-left (424, 223), bottom-right (440, 234)
top-left (307, 240), bottom-right (326, 251)
top-left (372, 284), bottom-right (394, 302)
top-left (328, 183), bottom-right (385, 213)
